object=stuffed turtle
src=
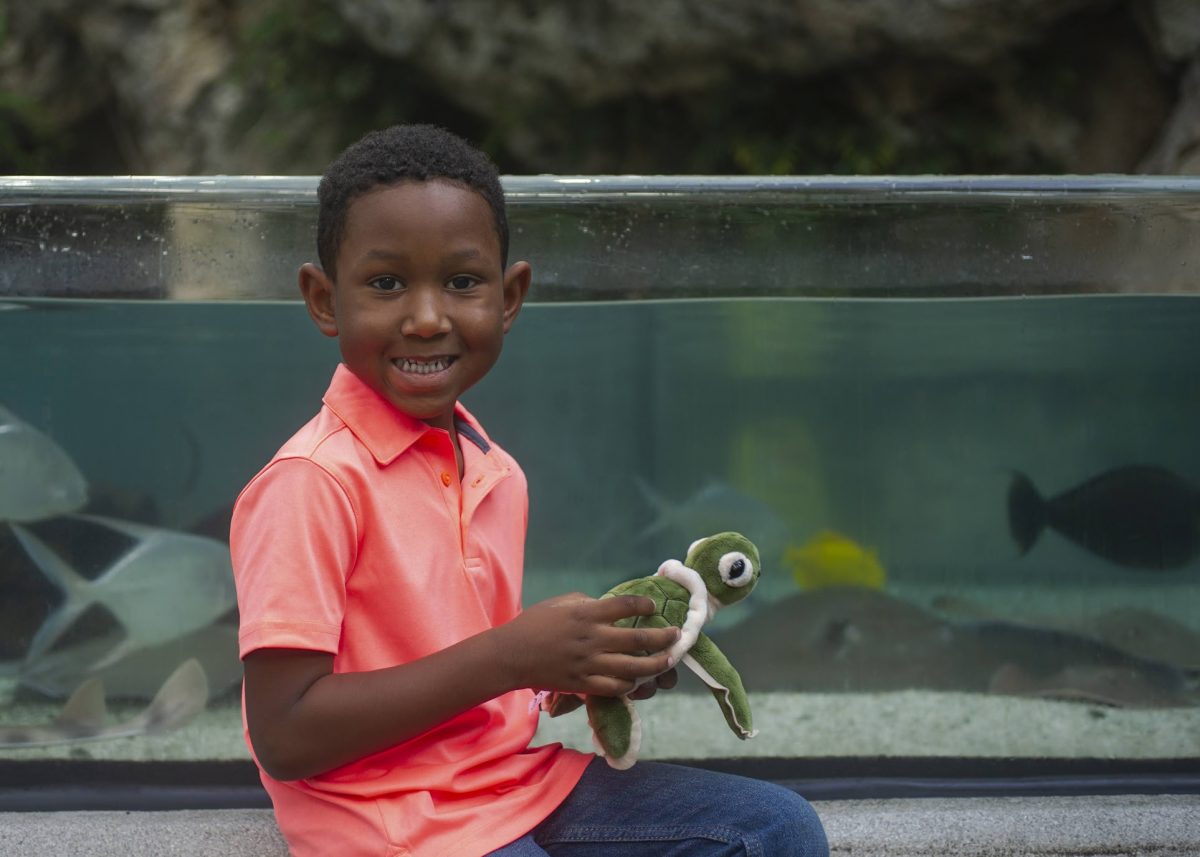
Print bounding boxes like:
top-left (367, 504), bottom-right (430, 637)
top-left (538, 531), bottom-right (761, 769)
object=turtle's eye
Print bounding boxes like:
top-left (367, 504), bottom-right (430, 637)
top-left (718, 551), bottom-right (755, 587)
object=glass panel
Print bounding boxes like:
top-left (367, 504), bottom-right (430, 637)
top-left (0, 177), bottom-right (1197, 770)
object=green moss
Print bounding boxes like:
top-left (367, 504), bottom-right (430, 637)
top-left (0, 90), bottom-right (64, 173)
top-left (0, 0), bottom-right (1151, 175)
top-left (492, 59), bottom-right (1067, 176)
top-left (231, 0), bottom-right (491, 171)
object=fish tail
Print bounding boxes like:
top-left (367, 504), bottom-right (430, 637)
top-left (633, 477), bottom-right (672, 540)
top-left (1007, 471), bottom-right (1046, 555)
top-left (11, 523), bottom-right (94, 663)
top-left (10, 523), bottom-right (89, 599)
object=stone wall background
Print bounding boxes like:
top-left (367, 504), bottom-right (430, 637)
top-left (0, 0), bottom-right (1198, 175)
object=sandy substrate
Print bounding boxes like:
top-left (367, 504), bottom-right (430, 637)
top-left (532, 688), bottom-right (1200, 759)
top-left (1, 579), bottom-right (1197, 764)
top-left (0, 688), bottom-right (1197, 763)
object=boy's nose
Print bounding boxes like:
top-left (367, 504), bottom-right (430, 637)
top-left (400, 288), bottom-right (451, 337)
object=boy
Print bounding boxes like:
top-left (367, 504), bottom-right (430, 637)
top-left (231, 124), bottom-right (828, 857)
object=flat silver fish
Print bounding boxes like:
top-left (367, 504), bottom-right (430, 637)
top-left (932, 596), bottom-right (1200, 673)
top-left (635, 477), bottom-right (790, 565)
top-left (12, 514), bottom-right (237, 672)
top-left (0, 405), bottom-right (88, 522)
top-left (988, 662), bottom-right (1194, 709)
top-left (16, 622), bottom-right (242, 701)
top-left (0, 658), bottom-right (208, 748)
top-left (718, 588), bottom-right (1197, 708)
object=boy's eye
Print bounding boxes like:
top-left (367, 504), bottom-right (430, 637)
top-left (370, 276), bottom-right (403, 292)
top-left (447, 275), bottom-right (478, 291)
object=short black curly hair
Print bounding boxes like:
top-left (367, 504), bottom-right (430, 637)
top-left (316, 124), bottom-right (508, 278)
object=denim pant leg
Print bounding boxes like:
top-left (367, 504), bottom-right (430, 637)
top-left (488, 833), bottom-right (551, 856)
top-left (525, 758), bottom-right (828, 857)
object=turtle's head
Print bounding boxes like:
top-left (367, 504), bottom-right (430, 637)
top-left (684, 532), bottom-right (760, 606)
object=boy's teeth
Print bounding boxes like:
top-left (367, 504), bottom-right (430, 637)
top-left (397, 357), bottom-right (451, 375)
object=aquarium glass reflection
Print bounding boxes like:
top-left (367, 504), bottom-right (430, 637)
top-left (0, 176), bottom-right (1198, 766)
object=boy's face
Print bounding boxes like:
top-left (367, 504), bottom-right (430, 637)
top-left (300, 179), bottom-right (529, 431)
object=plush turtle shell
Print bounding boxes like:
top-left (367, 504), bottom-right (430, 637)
top-left (541, 532), bottom-right (760, 770)
top-left (603, 576), bottom-right (694, 637)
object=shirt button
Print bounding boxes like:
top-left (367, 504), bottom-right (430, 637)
top-left (440, 471), bottom-right (452, 486)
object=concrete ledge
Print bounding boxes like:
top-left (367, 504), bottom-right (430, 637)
top-left (0, 795), bottom-right (1197, 856)
top-left (0, 808), bottom-right (288, 855)
top-left (817, 795), bottom-right (1200, 856)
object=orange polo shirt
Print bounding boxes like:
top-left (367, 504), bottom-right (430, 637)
top-left (231, 364), bottom-right (590, 857)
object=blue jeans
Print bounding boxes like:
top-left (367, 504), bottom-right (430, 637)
top-left (487, 758), bottom-right (829, 856)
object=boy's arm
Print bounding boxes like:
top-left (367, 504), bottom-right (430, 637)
top-left (244, 592), bottom-right (679, 781)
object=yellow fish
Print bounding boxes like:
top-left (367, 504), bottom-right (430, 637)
top-left (784, 531), bottom-right (886, 590)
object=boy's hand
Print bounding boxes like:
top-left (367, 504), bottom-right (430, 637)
top-left (498, 593), bottom-right (680, 698)
top-left (628, 666), bottom-right (678, 700)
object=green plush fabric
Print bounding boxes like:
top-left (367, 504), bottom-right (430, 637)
top-left (585, 694), bottom-right (635, 760)
top-left (545, 532), bottom-right (761, 769)
top-left (683, 632), bottom-right (754, 736)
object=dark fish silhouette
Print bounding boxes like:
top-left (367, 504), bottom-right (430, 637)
top-left (1008, 466), bottom-right (1200, 570)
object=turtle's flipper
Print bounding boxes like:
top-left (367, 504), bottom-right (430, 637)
top-left (586, 694), bottom-right (640, 769)
top-left (682, 632), bottom-right (756, 739)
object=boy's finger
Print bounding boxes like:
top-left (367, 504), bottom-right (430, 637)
top-left (626, 668), bottom-right (677, 700)
top-left (601, 622), bottom-right (679, 654)
top-left (581, 675), bottom-right (640, 698)
top-left (634, 624), bottom-right (680, 653)
top-left (599, 652), bottom-right (674, 682)
top-left (593, 594), bottom-right (658, 621)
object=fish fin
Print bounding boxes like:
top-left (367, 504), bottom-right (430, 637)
top-left (24, 607), bottom-right (92, 669)
top-left (130, 659), bottom-right (209, 735)
top-left (10, 523), bottom-right (90, 598)
top-left (1007, 471), bottom-right (1047, 555)
top-left (86, 636), bottom-right (140, 673)
top-left (12, 524), bottom-right (96, 663)
top-left (633, 477), bottom-right (673, 540)
top-left (0, 678), bottom-right (109, 749)
top-left (0, 664), bottom-right (206, 749)
top-left (54, 678), bottom-right (108, 731)
top-left (71, 513), bottom-right (159, 540)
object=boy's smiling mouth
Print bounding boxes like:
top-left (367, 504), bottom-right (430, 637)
top-left (394, 356), bottom-right (456, 376)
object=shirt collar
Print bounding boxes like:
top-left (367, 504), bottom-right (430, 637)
top-left (321, 364), bottom-right (492, 465)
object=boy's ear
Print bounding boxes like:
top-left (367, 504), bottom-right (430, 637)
top-left (299, 262), bottom-right (338, 338)
top-left (501, 261), bottom-right (532, 333)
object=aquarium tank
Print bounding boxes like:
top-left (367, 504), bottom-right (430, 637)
top-left (0, 175), bottom-right (1197, 807)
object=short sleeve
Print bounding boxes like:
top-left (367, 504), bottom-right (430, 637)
top-left (230, 457), bottom-right (359, 658)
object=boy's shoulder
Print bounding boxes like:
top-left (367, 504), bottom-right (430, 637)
top-left (275, 404), bottom-right (354, 463)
